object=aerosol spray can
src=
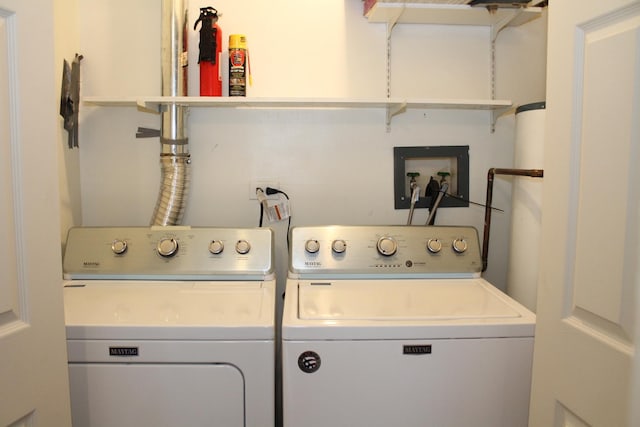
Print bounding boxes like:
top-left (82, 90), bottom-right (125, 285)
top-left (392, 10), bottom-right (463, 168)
top-left (194, 7), bottom-right (222, 96)
top-left (229, 34), bottom-right (250, 96)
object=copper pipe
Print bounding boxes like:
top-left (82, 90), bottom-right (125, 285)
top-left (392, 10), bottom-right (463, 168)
top-left (482, 168), bottom-right (544, 272)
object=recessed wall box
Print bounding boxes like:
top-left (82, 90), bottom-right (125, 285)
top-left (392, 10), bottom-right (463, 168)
top-left (393, 146), bottom-right (470, 210)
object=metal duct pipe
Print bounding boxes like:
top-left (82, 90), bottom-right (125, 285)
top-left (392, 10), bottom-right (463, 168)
top-left (152, 0), bottom-right (191, 226)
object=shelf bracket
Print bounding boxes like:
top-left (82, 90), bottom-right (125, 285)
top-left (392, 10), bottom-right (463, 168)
top-left (385, 6), bottom-right (404, 104)
top-left (385, 6), bottom-right (404, 40)
top-left (490, 9), bottom-right (524, 41)
top-left (136, 99), bottom-right (160, 114)
top-left (488, 8), bottom-right (524, 133)
top-left (386, 101), bottom-right (407, 129)
top-left (491, 105), bottom-right (513, 133)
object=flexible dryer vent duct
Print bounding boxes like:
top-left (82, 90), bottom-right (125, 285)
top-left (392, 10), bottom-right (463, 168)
top-left (152, 0), bottom-right (190, 226)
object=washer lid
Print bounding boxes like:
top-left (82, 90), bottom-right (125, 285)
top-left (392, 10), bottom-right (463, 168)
top-left (299, 279), bottom-right (520, 320)
top-left (283, 278), bottom-right (535, 340)
top-left (64, 280), bottom-right (275, 340)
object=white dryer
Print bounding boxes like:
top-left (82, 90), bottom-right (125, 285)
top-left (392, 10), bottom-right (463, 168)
top-left (282, 225), bottom-right (535, 427)
top-left (63, 226), bottom-right (275, 427)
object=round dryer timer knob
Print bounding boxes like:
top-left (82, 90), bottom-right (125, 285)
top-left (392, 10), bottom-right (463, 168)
top-left (331, 239), bottom-right (347, 254)
top-left (235, 239), bottom-right (251, 254)
top-left (157, 238), bottom-right (179, 257)
top-left (377, 236), bottom-right (398, 256)
top-left (111, 239), bottom-right (128, 255)
top-left (305, 239), bottom-right (320, 254)
top-left (209, 240), bottom-right (224, 254)
top-left (452, 238), bottom-right (468, 254)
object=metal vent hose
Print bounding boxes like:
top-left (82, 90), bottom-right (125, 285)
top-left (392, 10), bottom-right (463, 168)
top-left (151, 0), bottom-right (190, 226)
top-left (152, 155), bottom-right (191, 225)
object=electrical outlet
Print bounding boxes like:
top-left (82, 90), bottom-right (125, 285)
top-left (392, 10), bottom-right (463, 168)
top-left (249, 180), bottom-right (280, 200)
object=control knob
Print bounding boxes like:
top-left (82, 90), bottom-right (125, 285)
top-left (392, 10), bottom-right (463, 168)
top-left (426, 238), bottom-right (442, 254)
top-left (452, 238), bottom-right (468, 254)
top-left (209, 240), bottom-right (224, 255)
top-left (157, 238), bottom-right (179, 257)
top-left (111, 239), bottom-right (128, 255)
top-left (377, 236), bottom-right (398, 256)
top-left (331, 239), bottom-right (347, 254)
top-left (235, 239), bottom-right (251, 254)
top-left (305, 239), bottom-right (320, 254)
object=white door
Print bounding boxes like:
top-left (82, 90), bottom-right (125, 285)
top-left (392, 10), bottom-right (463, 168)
top-left (529, 1), bottom-right (640, 426)
top-left (0, 0), bottom-right (72, 425)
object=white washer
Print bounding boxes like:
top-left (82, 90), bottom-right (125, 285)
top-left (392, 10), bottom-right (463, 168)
top-left (282, 225), bottom-right (535, 427)
top-left (63, 226), bottom-right (275, 427)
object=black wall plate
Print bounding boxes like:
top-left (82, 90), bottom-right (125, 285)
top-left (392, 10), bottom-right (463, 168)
top-left (393, 145), bottom-right (470, 210)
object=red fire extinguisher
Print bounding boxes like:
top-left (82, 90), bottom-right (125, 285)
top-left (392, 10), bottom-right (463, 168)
top-left (194, 7), bottom-right (222, 96)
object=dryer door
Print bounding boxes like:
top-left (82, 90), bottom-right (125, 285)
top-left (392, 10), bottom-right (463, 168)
top-left (69, 363), bottom-right (244, 427)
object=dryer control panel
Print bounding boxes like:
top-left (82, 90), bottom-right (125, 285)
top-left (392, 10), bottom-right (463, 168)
top-left (63, 226), bottom-right (274, 280)
top-left (289, 225), bottom-right (482, 279)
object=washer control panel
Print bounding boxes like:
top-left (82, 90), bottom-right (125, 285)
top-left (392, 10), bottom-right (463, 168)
top-left (290, 225), bottom-right (482, 278)
top-left (63, 226), bottom-right (274, 280)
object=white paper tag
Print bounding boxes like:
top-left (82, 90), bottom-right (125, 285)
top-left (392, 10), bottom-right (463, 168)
top-left (266, 200), bottom-right (290, 222)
